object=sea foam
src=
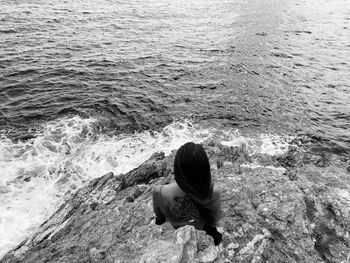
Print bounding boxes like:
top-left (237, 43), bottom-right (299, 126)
top-left (0, 116), bottom-right (292, 258)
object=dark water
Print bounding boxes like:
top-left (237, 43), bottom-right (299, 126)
top-left (1, 0), bottom-right (349, 154)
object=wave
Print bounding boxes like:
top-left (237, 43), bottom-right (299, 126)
top-left (0, 116), bottom-right (292, 258)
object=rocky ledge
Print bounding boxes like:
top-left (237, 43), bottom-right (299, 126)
top-left (1, 141), bottom-right (350, 263)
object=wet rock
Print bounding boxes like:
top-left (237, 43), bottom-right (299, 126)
top-left (1, 142), bottom-right (350, 263)
top-left (277, 147), bottom-right (301, 167)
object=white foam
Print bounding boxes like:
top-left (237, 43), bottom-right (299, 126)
top-left (0, 116), bottom-right (293, 258)
top-left (220, 130), bottom-right (292, 156)
top-left (240, 163), bottom-right (286, 173)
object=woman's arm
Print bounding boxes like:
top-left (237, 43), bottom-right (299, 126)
top-left (152, 186), bottom-right (166, 225)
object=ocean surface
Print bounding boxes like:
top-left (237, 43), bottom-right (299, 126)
top-left (0, 0), bottom-right (349, 258)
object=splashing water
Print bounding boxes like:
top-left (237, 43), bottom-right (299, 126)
top-left (0, 116), bottom-right (292, 258)
top-left (218, 129), bottom-right (292, 156)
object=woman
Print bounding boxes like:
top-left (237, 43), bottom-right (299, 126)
top-left (152, 142), bottom-right (222, 245)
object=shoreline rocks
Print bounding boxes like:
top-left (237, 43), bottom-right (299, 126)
top-left (1, 141), bottom-right (350, 262)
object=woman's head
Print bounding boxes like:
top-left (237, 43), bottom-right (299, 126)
top-left (174, 142), bottom-right (212, 199)
top-left (174, 142), bottom-right (221, 226)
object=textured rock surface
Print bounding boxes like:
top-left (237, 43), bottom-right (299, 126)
top-left (1, 141), bottom-right (350, 263)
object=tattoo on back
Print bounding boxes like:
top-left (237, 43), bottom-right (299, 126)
top-left (165, 195), bottom-right (200, 222)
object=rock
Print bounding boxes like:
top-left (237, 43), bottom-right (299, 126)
top-left (196, 230), bottom-right (218, 263)
top-left (1, 142), bottom-right (350, 263)
top-left (216, 160), bottom-right (223, 169)
top-left (139, 240), bottom-right (182, 263)
top-left (139, 226), bottom-right (217, 263)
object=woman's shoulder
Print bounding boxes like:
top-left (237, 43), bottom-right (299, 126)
top-left (153, 183), bottom-right (177, 193)
top-left (153, 183), bottom-right (185, 204)
top-left (153, 185), bottom-right (162, 194)
top-left (152, 184), bottom-right (170, 200)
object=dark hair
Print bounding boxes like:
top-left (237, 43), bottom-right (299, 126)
top-left (174, 142), bottom-right (221, 226)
